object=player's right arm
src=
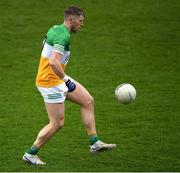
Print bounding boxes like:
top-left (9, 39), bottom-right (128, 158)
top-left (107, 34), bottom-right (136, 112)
top-left (49, 51), bottom-right (65, 79)
top-left (49, 51), bottom-right (76, 92)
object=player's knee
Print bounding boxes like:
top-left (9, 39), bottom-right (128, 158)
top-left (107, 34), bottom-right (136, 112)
top-left (53, 122), bottom-right (64, 131)
top-left (57, 120), bottom-right (64, 129)
top-left (85, 95), bottom-right (94, 107)
top-left (51, 118), bottom-right (64, 131)
top-left (90, 95), bottom-right (94, 104)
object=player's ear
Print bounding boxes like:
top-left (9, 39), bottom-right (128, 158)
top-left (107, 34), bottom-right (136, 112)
top-left (69, 15), bottom-right (74, 24)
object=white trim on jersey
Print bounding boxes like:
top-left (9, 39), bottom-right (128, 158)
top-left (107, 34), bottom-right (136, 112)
top-left (52, 49), bottom-right (64, 55)
top-left (41, 42), bottom-right (64, 58)
top-left (54, 44), bottom-right (64, 52)
top-left (41, 42), bottom-right (70, 65)
top-left (41, 43), bottom-right (53, 58)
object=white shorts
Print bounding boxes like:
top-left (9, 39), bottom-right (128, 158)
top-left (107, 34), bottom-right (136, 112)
top-left (37, 83), bottom-right (68, 103)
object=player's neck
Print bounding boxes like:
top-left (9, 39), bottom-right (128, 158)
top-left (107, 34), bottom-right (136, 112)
top-left (63, 21), bottom-right (71, 33)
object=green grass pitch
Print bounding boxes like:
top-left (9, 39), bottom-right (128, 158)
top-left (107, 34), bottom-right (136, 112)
top-left (0, 0), bottom-right (180, 171)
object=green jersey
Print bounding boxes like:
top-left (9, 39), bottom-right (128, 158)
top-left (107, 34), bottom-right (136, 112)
top-left (36, 24), bottom-right (71, 87)
top-left (46, 24), bottom-right (71, 53)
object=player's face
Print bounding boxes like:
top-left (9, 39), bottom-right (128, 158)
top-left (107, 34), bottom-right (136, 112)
top-left (71, 15), bottom-right (84, 33)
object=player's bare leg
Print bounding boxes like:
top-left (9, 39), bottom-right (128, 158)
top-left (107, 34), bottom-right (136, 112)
top-left (23, 103), bottom-right (65, 164)
top-left (34, 103), bottom-right (65, 148)
top-left (66, 81), bottom-right (116, 154)
top-left (67, 81), bottom-right (96, 135)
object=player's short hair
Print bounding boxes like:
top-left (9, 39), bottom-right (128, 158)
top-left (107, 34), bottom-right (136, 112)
top-left (64, 6), bottom-right (85, 19)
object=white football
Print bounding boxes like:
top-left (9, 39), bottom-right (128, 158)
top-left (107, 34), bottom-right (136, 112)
top-left (115, 83), bottom-right (136, 104)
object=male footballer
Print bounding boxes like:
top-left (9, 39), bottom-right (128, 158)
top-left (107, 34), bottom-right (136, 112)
top-left (23, 6), bottom-right (116, 165)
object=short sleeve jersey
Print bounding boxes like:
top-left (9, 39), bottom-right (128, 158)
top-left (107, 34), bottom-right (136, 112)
top-left (46, 24), bottom-right (70, 54)
top-left (36, 24), bottom-right (71, 87)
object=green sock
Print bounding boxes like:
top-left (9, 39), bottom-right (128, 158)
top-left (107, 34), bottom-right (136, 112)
top-left (89, 135), bottom-right (99, 145)
top-left (26, 145), bottom-right (39, 155)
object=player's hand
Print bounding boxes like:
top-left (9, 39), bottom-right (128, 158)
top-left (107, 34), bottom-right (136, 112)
top-left (65, 79), bottom-right (76, 92)
top-left (63, 75), bottom-right (76, 92)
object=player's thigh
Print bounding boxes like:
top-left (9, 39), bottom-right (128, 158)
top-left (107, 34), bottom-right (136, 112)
top-left (45, 102), bottom-right (65, 123)
top-left (66, 81), bottom-right (93, 107)
top-left (37, 83), bottom-right (67, 123)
